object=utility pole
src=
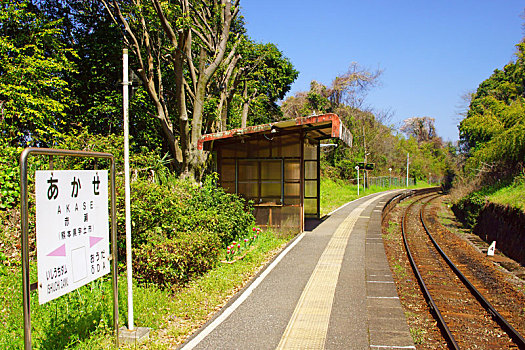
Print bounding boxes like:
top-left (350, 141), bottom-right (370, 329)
top-left (363, 125), bottom-right (367, 189)
top-left (406, 153), bottom-right (409, 187)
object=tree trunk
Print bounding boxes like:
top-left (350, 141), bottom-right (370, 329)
top-left (241, 82), bottom-right (249, 128)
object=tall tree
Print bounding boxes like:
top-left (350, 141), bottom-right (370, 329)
top-left (282, 63), bottom-right (381, 119)
top-left (101, 0), bottom-right (241, 179)
top-left (0, 0), bottom-right (76, 146)
top-left (235, 40), bottom-right (298, 128)
top-left (328, 62), bottom-right (382, 109)
top-left (210, 37), bottom-right (297, 131)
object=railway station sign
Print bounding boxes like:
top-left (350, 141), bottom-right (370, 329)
top-left (35, 170), bottom-right (110, 304)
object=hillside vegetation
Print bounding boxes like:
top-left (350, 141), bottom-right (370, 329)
top-left (452, 37), bottom-right (525, 224)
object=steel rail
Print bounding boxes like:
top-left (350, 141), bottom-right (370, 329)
top-left (381, 191), bottom-right (407, 224)
top-left (420, 196), bottom-right (525, 349)
top-left (401, 193), bottom-right (460, 350)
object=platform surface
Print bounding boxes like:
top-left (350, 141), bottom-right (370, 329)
top-left (180, 190), bottom-right (415, 350)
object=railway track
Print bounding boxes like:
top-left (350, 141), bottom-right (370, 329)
top-left (401, 193), bottom-right (525, 349)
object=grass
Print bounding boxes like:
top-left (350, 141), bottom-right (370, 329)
top-left (485, 177), bottom-right (525, 211)
top-left (0, 265), bottom-right (115, 349)
top-left (0, 230), bottom-right (287, 349)
top-left (409, 327), bottom-right (427, 344)
top-left (382, 221), bottom-right (399, 240)
top-left (320, 176), bottom-right (430, 216)
top-left (392, 263), bottom-right (407, 279)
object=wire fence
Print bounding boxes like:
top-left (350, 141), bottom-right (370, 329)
top-left (350, 176), bottom-right (443, 188)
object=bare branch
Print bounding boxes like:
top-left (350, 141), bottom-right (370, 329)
top-left (184, 30), bottom-right (198, 94)
top-left (151, 0), bottom-right (178, 46)
top-left (183, 79), bottom-right (196, 101)
top-left (189, 2), bottom-right (214, 48)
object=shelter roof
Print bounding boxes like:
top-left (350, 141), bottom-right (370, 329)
top-left (198, 113), bottom-right (352, 150)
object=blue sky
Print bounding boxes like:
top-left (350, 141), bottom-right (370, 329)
top-left (240, 1), bottom-right (524, 142)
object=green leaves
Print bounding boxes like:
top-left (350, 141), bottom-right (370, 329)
top-left (118, 172), bottom-right (254, 288)
top-left (0, 143), bottom-right (20, 210)
top-left (459, 38), bottom-right (525, 179)
top-left (0, 0), bottom-right (77, 146)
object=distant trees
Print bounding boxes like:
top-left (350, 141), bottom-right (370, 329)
top-left (400, 116), bottom-right (438, 144)
top-left (281, 64), bottom-right (454, 182)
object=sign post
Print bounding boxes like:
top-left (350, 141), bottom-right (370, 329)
top-left (20, 148), bottom-right (119, 349)
top-left (355, 165), bottom-right (360, 196)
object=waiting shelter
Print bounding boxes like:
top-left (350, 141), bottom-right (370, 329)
top-left (198, 113), bottom-right (352, 233)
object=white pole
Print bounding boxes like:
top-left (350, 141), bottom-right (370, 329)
top-left (406, 153), bottom-right (409, 187)
top-left (123, 49), bottom-right (134, 331)
top-left (355, 166), bottom-right (360, 196)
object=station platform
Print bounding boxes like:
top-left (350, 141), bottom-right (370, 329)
top-left (179, 190), bottom-right (415, 350)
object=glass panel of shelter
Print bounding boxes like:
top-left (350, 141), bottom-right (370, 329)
top-left (235, 159), bottom-right (283, 205)
top-left (304, 138), bottom-right (319, 218)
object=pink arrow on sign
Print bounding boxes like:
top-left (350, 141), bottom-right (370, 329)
top-left (47, 244), bottom-right (66, 257)
top-left (89, 236), bottom-right (104, 248)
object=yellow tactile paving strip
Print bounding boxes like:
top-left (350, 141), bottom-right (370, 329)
top-left (276, 195), bottom-right (385, 349)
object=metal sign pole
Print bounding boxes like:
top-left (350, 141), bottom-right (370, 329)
top-left (123, 48), bottom-right (135, 332)
top-left (20, 149), bottom-right (31, 350)
top-left (19, 148), bottom-right (119, 349)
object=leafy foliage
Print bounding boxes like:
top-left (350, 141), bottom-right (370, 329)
top-left (118, 173), bottom-right (255, 287)
top-left (133, 229), bottom-right (221, 287)
top-left (225, 38), bottom-right (298, 128)
top-left (451, 192), bottom-right (487, 228)
top-left (0, 143), bottom-right (20, 209)
top-left (459, 40), bottom-right (525, 181)
top-left (0, 0), bottom-right (76, 146)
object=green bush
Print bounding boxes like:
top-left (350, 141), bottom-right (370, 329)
top-left (0, 144), bottom-right (21, 210)
top-left (0, 130), bottom-right (255, 289)
top-left (185, 173), bottom-right (255, 246)
top-left (451, 192), bottom-right (486, 228)
top-left (117, 173), bottom-right (255, 287)
top-left (133, 229), bottom-right (220, 287)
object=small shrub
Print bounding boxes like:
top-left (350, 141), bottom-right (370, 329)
top-left (187, 173), bottom-right (255, 246)
top-left (451, 192), bottom-right (486, 228)
top-left (133, 229), bottom-right (220, 287)
top-left (0, 144), bottom-right (21, 210)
